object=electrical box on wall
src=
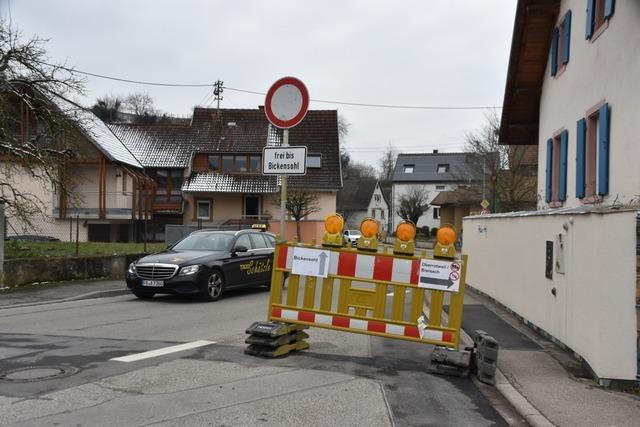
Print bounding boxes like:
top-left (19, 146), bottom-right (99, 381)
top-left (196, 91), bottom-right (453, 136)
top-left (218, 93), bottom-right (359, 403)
top-left (555, 233), bottom-right (565, 274)
top-left (545, 240), bottom-right (553, 279)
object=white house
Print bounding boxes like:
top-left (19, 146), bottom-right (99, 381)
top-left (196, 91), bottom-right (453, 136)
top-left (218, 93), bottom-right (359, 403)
top-left (367, 182), bottom-right (391, 233)
top-left (464, 0), bottom-right (638, 383)
top-left (391, 152), bottom-right (473, 231)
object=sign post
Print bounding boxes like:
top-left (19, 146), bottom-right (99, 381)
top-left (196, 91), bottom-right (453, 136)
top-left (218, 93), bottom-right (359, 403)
top-left (264, 77), bottom-right (310, 240)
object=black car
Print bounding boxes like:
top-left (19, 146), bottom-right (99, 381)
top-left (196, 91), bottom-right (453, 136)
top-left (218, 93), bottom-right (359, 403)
top-left (126, 229), bottom-right (276, 301)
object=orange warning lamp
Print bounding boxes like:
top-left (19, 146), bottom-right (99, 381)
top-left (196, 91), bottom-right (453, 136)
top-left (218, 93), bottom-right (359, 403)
top-left (393, 220), bottom-right (416, 256)
top-left (322, 213), bottom-right (346, 248)
top-left (357, 217), bottom-right (379, 252)
top-left (434, 224), bottom-right (457, 259)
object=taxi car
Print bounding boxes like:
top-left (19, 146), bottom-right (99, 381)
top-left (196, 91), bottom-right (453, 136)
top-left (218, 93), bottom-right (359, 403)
top-left (126, 229), bottom-right (276, 301)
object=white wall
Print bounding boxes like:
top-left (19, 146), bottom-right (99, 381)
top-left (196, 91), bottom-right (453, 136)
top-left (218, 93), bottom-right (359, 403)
top-left (538, 0), bottom-right (640, 209)
top-left (392, 183), bottom-right (454, 230)
top-left (463, 209), bottom-right (637, 380)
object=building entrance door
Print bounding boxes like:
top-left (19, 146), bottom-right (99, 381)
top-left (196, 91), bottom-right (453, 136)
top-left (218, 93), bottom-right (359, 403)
top-left (244, 195), bottom-right (260, 219)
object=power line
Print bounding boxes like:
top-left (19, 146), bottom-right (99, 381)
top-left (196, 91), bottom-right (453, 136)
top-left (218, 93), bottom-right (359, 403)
top-left (53, 65), bottom-right (501, 111)
top-left (223, 86), bottom-right (500, 111)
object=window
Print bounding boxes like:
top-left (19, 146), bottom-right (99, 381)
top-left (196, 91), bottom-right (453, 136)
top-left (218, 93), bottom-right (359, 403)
top-left (437, 164), bottom-right (449, 173)
top-left (550, 10), bottom-right (572, 76)
top-left (433, 207), bottom-right (440, 220)
top-left (250, 233), bottom-right (268, 249)
top-left (236, 156), bottom-right (248, 172)
top-left (544, 130), bottom-right (568, 204)
top-left (222, 155), bottom-right (233, 173)
top-left (150, 169), bottom-right (183, 204)
top-left (403, 164), bottom-right (414, 173)
top-left (235, 234), bottom-right (252, 250)
top-left (209, 155), bottom-right (220, 171)
top-left (380, 210), bottom-right (385, 220)
top-left (576, 102), bottom-right (610, 199)
top-left (264, 234), bottom-right (276, 248)
top-left (249, 155), bottom-right (261, 173)
top-left (374, 194), bottom-right (381, 202)
top-left (307, 154), bottom-right (321, 168)
top-left (196, 200), bottom-right (211, 220)
top-left (586, 0), bottom-right (614, 40)
top-left (436, 185), bottom-right (445, 190)
top-left (371, 209), bottom-right (376, 218)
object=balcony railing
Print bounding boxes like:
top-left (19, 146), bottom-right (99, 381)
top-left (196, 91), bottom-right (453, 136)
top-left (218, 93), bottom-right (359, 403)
top-left (53, 191), bottom-right (136, 218)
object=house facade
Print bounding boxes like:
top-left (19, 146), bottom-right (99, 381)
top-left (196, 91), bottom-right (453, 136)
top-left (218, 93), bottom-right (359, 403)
top-left (464, 0), bottom-right (639, 382)
top-left (500, 0), bottom-right (635, 209)
top-left (391, 152), bottom-right (473, 231)
top-left (3, 95), bottom-right (154, 242)
top-left (111, 107), bottom-right (342, 243)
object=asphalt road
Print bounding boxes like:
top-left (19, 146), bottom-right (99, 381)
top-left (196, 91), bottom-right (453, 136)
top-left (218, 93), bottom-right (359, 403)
top-left (0, 285), bottom-right (507, 426)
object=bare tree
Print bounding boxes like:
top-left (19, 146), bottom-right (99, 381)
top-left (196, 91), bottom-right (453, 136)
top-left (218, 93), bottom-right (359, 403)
top-left (338, 114), bottom-right (351, 169)
top-left (0, 21), bottom-right (85, 226)
top-left (285, 191), bottom-right (321, 241)
top-left (457, 110), bottom-right (537, 212)
top-left (378, 142), bottom-right (397, 182)
top-left (124, 93), bottom-right (156, 118)
top-left (396, 186), bottom-right (429, 226)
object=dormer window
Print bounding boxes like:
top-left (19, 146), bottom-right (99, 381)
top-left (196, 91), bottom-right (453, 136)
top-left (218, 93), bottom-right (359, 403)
top-left (403, 164), bottom-right (414, 173)
top-left (437, 164), bottom-right (449, 173)
top-left (200, 154), bottom-right (262, 174)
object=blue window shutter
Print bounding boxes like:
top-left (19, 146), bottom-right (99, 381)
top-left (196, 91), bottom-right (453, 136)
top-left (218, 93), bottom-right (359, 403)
top-left (550, 28), bottom-right (559, 76)
top-left (559, 130), bottom-right (568, 201)
top-left (562, 11), bottom-right (572, 64)
top-left (598, 103), bottom-right (610, 196)
top-left (576, 118), bottom-right (586, 198)
top-left (586, 0), bottom-right (595, 39)
top-left (546, 138), bottom-right (553, 203)
top-left (604, 0), bottom-right (615, 18)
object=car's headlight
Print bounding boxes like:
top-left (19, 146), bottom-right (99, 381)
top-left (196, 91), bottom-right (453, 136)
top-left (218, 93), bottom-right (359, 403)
top-left (179, 265), bottom-right (200, 276)
top-left (127, 262), bottom-right (136, 275)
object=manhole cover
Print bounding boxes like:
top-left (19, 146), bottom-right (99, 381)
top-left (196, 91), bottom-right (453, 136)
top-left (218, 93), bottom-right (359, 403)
top-left (0, 365), bottom-right (79, 382)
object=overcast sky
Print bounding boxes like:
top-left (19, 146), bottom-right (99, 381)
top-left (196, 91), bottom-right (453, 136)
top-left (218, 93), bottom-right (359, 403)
top-left (3, 0), bottom-right (517, 169)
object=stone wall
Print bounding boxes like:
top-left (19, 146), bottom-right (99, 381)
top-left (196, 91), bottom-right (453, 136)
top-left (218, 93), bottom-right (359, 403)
top-left (2, 254), bottom-right (145, 288)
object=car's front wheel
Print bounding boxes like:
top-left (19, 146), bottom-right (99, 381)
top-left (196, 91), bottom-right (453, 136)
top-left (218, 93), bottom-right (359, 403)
top-left (200, 270), bottom-right (225, 301)
top-left (131, 290), bottom-right (155, 299)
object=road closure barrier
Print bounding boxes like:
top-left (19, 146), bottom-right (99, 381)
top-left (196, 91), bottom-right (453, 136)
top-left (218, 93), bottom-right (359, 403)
top-left (265, 216), bottom-right (468, 349)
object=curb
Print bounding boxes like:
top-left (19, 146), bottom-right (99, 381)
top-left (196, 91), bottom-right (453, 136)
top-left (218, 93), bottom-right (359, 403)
top-left (0, 289), bottom-right (129, 310)
top-left (458, 328), bottom-right (555, 427)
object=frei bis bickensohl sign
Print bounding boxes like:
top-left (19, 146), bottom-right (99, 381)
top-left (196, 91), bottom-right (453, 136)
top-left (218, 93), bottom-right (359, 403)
top-left (262, 146), bottom-right (307, 175)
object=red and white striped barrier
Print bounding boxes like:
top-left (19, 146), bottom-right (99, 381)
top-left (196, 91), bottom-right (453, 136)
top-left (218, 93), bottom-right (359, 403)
top-left (271, 307), bottom-right (453, 343)
top-left (277, 246), bottom-right (420, 285)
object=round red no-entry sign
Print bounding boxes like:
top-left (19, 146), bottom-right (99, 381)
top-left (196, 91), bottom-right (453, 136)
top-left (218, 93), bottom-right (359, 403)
top-left (264, 77), bottom-right (309, 129)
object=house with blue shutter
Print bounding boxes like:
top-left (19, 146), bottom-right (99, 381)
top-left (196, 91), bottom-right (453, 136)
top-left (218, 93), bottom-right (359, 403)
top-left (463, 0), bottom-right (640, 383)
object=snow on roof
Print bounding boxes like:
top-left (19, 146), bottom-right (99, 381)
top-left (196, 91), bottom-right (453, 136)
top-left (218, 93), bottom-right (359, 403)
top-left (53, 96), bottom-right (142, 169)
top-left (182, 173), bottom-right (280, 193)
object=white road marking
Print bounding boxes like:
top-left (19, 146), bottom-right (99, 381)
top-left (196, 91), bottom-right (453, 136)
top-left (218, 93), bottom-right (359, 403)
top-left (110, 340), bottom-right (216, 362)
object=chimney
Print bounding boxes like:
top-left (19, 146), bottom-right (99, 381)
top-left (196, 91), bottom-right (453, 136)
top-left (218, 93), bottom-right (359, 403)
top-left (433, 149), bottom-right (438, 154)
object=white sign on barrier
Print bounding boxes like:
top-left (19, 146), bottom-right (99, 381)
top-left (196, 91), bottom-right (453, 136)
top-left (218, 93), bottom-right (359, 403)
top-left (291, 247), bottom-right (330, 278)
top-left (418, 259), bottom-right (462, 292)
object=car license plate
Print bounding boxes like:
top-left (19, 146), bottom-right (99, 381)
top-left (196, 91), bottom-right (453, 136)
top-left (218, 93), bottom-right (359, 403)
top-left (142, 280), bottom-right (164, 287)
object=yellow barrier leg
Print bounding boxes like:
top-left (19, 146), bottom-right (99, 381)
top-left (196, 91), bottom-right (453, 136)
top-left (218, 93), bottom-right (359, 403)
top-left (286, 274), bottom-right (301, 307)
top-left (302, 276), bottom-right (317, 309)
top-left (409, 288), bottom-right (425, 322)
top-left (391, 285), bottom-right (406, 322)
top-left (428, 291), bottom-right (444, 328)
top-left (337, 279), bottom-right (351, 314)
top-left (320, 278), bottom-right (334, 311)
top-left (446, 254), bottom-right (468, 347)
top-left (373, 283), bottom-right (387, 318)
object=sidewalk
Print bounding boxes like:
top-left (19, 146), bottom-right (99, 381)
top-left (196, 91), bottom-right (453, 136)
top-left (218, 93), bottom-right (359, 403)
top-left (0, 279), bottom-right (126, 308)
top-left (462, 288), bottom-right (640, 427)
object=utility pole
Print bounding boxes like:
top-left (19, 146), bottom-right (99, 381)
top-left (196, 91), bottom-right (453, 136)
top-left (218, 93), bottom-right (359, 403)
top-left (213, 80), bottom-right (224, 111)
